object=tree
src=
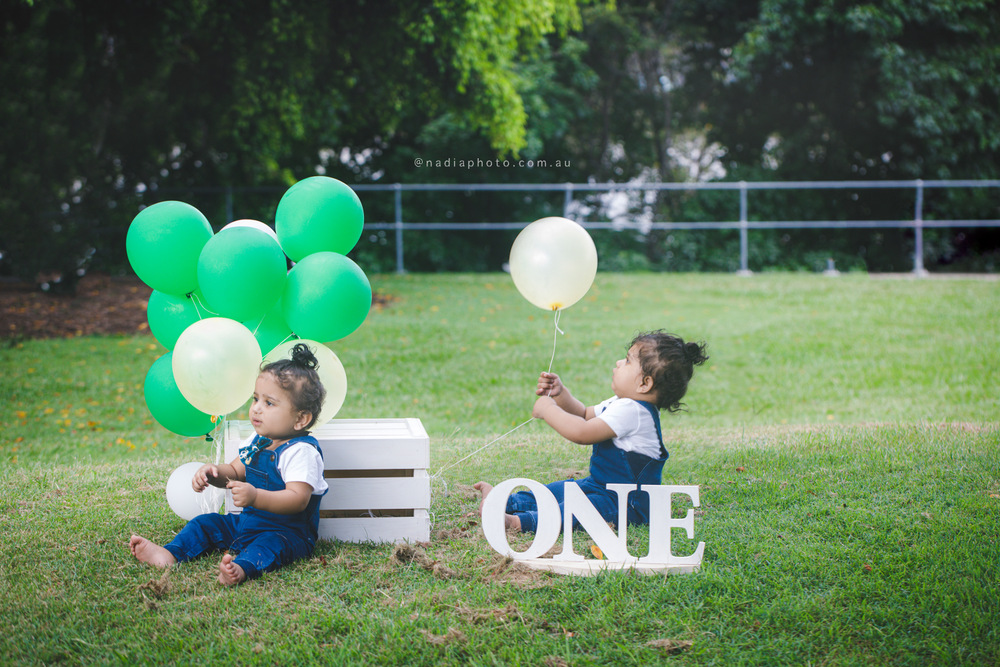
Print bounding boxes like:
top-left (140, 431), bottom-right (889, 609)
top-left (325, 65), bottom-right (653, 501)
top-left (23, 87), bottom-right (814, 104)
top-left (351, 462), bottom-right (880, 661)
top-left (0, 0), bottom-right (583, 281)
top-left (674, 0), bottom-right (1000, 270)
top-left (671, 0), bottom-right (999, 180)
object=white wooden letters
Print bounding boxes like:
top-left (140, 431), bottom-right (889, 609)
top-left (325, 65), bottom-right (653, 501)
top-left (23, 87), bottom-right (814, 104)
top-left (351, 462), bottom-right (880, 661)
top-left (482, 479), bottom-right (704, 576)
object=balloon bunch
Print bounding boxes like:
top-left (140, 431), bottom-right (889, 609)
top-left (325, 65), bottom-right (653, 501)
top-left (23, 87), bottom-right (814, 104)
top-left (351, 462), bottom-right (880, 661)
top-left (130, 176), bottom-right (368, 438)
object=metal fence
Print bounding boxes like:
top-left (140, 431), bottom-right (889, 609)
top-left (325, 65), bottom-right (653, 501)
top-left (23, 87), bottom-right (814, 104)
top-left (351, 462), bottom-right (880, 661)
top-left (206, 179), bottom-right (1000, 274)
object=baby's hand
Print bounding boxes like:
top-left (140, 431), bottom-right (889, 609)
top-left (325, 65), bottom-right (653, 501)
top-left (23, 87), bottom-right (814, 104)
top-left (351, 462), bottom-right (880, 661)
top-left (227, 480), bottom-right (258, 508)
top-left (536, 372), bottom-right (563, 397)
top-left (191, 464), bottom-right (218, 492)
top-left (533, 395), bottom-right (558, 419)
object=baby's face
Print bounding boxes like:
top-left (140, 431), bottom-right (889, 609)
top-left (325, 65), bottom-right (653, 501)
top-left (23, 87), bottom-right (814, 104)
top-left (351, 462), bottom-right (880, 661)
top-left (611, 344), bottom-right (648, 399)
top-left (248, 372), bottom-right (305, 441)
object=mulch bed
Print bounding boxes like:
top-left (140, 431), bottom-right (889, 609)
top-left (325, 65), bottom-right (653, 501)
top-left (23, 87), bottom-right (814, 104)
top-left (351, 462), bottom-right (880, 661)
top-left (1, 273), bottom-right (395, 341)
top-left (1, 274), bottom-right (152, 340)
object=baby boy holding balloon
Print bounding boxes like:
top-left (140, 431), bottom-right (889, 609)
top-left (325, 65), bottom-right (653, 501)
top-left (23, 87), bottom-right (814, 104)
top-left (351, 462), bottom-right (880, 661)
top-left (475, 330), bottom-right (708, 533)
top-left (129, 344), bottom-right (329, 586)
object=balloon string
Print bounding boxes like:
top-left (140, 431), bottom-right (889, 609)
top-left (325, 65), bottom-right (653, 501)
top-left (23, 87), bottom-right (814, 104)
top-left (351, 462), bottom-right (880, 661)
top-left (431, 416), bottom-right (536, 482)
top-left (547, 309), bottom-right (563, 375)
top-left (188, 292), bottom-right (209, 320)
top-left (431, 309), bottom-right (565, 483)
top-left (213, 416), bottom-right (226, 463)
top-left (276, 333), bottom-right (298, 347)
top-left (249, 314), bottom-right (266, 336)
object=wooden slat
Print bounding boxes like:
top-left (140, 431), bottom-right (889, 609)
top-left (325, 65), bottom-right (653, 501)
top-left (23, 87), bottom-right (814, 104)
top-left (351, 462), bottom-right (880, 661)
top-left (320, 509), bottom-right (414, 518)
top-left (320, 471), bottom-right (430, 511)
top-left (318, 511), bottom-right (430, 544)
top-left (325, 469), bottom-right (414, 479)
top-left (224, 419), bottom-right (430, 470)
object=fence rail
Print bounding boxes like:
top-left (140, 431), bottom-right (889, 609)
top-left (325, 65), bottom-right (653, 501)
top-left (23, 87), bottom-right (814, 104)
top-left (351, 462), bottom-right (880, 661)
top-left (177, 179), bottom-right (1000, 274)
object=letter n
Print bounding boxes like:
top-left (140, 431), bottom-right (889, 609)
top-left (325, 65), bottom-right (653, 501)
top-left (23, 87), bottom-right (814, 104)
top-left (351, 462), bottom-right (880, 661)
top-left (555, 482), bottom-right (635, 562)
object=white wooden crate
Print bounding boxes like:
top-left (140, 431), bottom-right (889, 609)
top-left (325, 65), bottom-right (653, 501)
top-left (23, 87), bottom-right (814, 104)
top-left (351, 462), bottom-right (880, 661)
top-left (224, 418), bottom-right (430, 544)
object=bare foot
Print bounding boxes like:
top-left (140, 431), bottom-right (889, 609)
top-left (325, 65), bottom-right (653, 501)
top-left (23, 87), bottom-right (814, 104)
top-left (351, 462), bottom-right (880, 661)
top-left (473, 482), bottom-right (522, 533)
top-left (129, 535), bottom-right (177, 568)
top-left (217, 553), bottom-right (246, 586)
top-left (472, 481), bottom-right (493, 513)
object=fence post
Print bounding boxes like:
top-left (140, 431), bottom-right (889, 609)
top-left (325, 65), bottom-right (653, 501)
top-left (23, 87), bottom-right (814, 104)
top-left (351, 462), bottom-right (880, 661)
top-left (913, 179), bottom-right (927, 276)
top-left (737, 181), bottom-right (752, 275)
top-left (394, 183), bottom-right (404, 274)
top-left (563, 182), bottom-right (574, 218)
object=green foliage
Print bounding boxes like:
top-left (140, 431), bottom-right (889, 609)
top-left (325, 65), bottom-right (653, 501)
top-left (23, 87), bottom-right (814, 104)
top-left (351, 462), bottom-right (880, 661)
top-left (2, 0), bottom-right (997, 279)
top-left (0, 0), bottom-right (583, 279)
top-left (680, 0), bottom-right (1000, 180)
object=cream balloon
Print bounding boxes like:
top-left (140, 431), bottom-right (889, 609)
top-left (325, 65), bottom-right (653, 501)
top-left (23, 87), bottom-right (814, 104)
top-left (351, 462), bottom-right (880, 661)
top-left (172, 317), bottom-right (262, 416)
top-left (263, 339), bottom-right (347, 427)
top-left (166, 461), bottom-right (225, 520)
top-left (221, 218), bottom-right (280, 243)
top-left (509, 216), bottom-right (598, 311)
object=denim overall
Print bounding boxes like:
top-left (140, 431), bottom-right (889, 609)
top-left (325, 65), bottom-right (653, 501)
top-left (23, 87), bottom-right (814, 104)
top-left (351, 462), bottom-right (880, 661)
top-left (506, 400), bottom-right (667, 532)
top-left (164, 435), bottom-right (325, 579)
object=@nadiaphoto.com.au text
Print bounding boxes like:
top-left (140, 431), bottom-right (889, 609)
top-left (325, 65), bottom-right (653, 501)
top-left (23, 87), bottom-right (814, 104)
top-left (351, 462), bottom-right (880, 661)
top-left (413, 157), bottom-right (571, 169)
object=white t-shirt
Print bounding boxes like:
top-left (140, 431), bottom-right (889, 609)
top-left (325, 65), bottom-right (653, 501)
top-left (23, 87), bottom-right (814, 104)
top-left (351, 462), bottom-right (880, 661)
top-left (242, 435), bottom-right (329, 495)
top-left (593, 397), bottom-right (663, 459)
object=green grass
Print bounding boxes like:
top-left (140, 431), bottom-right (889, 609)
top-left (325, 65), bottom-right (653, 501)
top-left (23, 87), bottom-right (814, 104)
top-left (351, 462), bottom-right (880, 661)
top-left (1, 273), bottom-right (998, 665)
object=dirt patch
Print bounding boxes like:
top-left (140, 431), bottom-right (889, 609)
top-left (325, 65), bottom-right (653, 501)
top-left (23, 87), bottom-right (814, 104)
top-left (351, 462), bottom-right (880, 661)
top-left (486, 554), bottom-right (553, 588)
top-left (453, 601), bottom-right (522, 625)
top-left (1, 273), bottom-right (395, 341)
top-left (1, 274), bottom-right (151, 340)
top-left (645, 638), bottom-right (693, 655)
top-left (391, 543), bottom-right (459, 579)
top-left (419, 627), bottom-right (467, 646)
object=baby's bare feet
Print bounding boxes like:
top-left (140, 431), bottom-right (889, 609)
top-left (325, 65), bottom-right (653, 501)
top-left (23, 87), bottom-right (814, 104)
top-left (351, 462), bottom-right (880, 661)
top-left (473, 482), bottom-right (522, 533)
top-left (129, 535), bottom-right (177, 568)
top-left (217, 553), bottom-right (246, 586)
top-left (472, 481), bottom-right (493, 513)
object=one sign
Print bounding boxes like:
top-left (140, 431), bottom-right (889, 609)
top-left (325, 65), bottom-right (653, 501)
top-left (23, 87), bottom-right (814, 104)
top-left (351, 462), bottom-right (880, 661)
top-left (482, 478), bottom-right (705, 576)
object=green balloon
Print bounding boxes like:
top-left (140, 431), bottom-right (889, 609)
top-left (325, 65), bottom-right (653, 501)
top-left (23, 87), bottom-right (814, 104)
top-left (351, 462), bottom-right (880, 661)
top-left (244, 297), bottom-right (293, 357)
top-left (283, 251), bottom-right (372, 342)
top-left (127, 201), bottom-right (213, 295)
top-left (147, 291), bottom-right (201, 350)
top-left (197, 226), bottom-right (287, 322)
top-left (143, 352), bottom-right (216, 437)
top-left (275, 176), bottom-right (364, 261)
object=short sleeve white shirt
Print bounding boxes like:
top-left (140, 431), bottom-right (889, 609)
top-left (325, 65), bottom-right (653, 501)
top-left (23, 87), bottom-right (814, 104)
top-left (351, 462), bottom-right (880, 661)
top-left (593, 397), bottom-right (662, 459)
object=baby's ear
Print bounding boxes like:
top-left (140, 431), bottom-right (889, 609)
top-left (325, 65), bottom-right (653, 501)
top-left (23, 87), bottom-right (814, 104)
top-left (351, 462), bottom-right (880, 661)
top-left (294, 410), bottom-right (313, 431)
top-left (638, 375), bottom-right (655, 395)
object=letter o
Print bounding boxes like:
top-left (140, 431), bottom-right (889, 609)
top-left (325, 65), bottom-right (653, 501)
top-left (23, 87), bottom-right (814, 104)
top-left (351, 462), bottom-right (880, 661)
top-left (481, 478), bottom-right (562, 559)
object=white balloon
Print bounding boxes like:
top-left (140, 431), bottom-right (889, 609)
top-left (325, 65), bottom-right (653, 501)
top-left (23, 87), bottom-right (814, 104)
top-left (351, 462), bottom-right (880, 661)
top-left (172, 317), bottom-right (262, 416)
top-left (221, 218), bottom-right (280, 243)
top-left (166, 462), bottom-right (225, 520)
top-left (264, 339), bottom-right (348, 427)
top-left (509, 217), bottom-right (598, 311)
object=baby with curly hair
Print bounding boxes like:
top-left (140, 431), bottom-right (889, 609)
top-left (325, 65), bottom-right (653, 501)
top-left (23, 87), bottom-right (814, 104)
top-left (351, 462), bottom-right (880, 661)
top-left (130, 343), bottom-right (329, 585)
top-left (476, 330), bottom-right (708, 533)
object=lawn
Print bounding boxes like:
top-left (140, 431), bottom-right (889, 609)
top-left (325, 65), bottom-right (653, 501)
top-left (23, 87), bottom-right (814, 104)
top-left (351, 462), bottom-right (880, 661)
top-left (1, 272), bottom-right (998, 665)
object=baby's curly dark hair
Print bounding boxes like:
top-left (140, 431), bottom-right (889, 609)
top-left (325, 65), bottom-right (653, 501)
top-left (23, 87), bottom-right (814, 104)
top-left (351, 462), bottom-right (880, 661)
top-left (260, 343), bottom-right (326, 430)
top-left (630, 330), bottom-right (709, 413)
